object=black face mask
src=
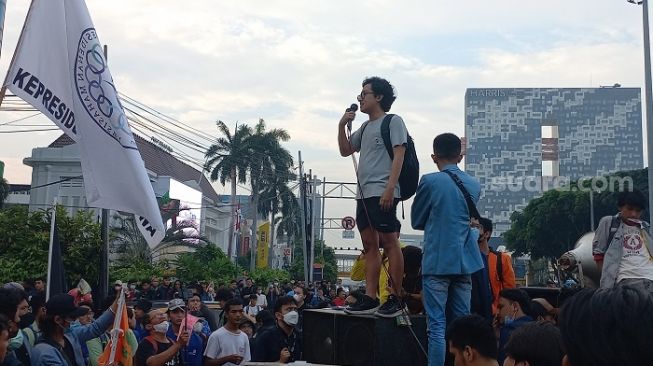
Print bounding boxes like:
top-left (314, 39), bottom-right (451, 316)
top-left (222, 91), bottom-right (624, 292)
top-left (18, 313), bottom-right (34, 329)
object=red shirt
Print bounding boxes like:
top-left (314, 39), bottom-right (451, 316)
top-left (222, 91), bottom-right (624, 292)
top-left (332, 297), bottom-right (346, 307)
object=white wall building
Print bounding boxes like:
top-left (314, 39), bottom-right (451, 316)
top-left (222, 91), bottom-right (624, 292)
top-left (24, 134), bottom-right (232, 256)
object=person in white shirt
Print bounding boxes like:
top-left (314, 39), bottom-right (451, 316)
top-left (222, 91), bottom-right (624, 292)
top-left (255, 287), bottom-right (268, 309)
top-left (243, 295), bottom-right (262, 324)
top-left (204, 298), bottom-right (251, 366)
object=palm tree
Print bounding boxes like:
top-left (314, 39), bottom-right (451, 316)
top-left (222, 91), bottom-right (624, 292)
top-left (274, 189), bottom-right (302, 267)
top-left (153, 220), bottom-right (211, 261)
top-left (247, 119), bottom-right (293, 271)
top-left (205, 121), bottom-right (252, 260)
top-left (111, 213), bottom-right (152, 265)
top-left (258, 176), bottom-right (297, 267)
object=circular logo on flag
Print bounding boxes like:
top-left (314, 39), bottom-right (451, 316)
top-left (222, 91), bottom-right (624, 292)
top-left (74, 28), bottom-right (135, 149)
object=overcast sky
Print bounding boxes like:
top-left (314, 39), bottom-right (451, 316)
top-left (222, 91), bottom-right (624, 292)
top-left (0, 0), bottom-right (647, 245)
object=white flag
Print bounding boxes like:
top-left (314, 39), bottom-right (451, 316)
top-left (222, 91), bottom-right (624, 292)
top-left (3, 0), bottom-right (164, 247)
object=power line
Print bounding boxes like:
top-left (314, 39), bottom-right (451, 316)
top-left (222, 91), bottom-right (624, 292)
top-left (0, 128), bottom-right (59, 133)
top-left (0, 112), bottom-right (41, 126)
top-left (11, 175), bottom-right (84, 191)
top-left (2, 93), bottom-right (302, 190)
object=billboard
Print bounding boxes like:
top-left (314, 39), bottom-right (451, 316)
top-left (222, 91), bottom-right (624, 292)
top-left (167, 179), bottom-right (203, 242)
top-left (257, 222), bottom-right (270, 268)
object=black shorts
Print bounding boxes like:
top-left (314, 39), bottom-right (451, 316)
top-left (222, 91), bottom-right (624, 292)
top-left (356, 196), bottom-right (401, 234)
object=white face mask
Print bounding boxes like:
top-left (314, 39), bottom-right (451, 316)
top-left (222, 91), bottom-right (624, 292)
top-left (283, 311), bottom-right (299, 326)
top-left (293, 294), bottom-right (303, 303)
top-left (152, 321), bottom-right (170, 333)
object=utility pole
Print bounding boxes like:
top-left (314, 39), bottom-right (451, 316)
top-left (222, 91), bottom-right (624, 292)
top-left (227, 123), bottom-right (238, 263)
top-left (320, 176), bottom-right (326, 257)
top-left (298, 151), bottom-right (309, 283)
top-left (629, 0), bottom-right (653, 224)
top-left (100, 209), bottom-right (109, 298)
top-left (310, 173), bottom-right (317, 283)
top-left (643, 0), bottom-right (653, 226)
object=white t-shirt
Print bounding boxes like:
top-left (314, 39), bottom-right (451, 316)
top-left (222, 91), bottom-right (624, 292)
top-left (617, 223), bottom-right (653, 283)
top-left (204, 327), bottom-right (251, 366)
top-left (245, 305), bottom-right (261, 316)
top-left (256, 293), bottom-right (268, 307)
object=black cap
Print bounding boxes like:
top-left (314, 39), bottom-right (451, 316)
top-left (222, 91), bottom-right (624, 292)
top-left (134, 299), bottom-right (152, 312)
top-left (46, 294), bottom-right (89, 318)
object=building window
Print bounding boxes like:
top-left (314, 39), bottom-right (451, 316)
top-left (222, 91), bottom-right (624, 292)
top-left (60, 177), bottom-right (83, 188)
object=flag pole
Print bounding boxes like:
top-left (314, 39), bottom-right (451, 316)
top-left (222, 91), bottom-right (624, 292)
top-left (46, 197), bottom-right (57, 301)
top-left (107, 289), bottom-right (125, 365)
top-left (99, 45), bottom-right (110, 300)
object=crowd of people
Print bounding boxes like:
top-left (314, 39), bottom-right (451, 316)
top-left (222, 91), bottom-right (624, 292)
top-left (0, 276), bottom-right (652, 366)
top-left (2, 76), bottom-right (653, 366)
top-left (0, 274), bottom-right (397, 366)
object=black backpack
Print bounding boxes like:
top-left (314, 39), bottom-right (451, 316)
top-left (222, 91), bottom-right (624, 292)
top-left (379, 114), bottom-right (419, 200)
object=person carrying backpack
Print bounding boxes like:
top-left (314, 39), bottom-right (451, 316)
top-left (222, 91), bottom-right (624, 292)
top-left (592, 189), bottom-right (653, 290)
top-left (478, 218), bottom-right (516, 313)
top-left (337, 76), bottom-right (418, 318)
top-left (134, 309), bottom-right (190, 366)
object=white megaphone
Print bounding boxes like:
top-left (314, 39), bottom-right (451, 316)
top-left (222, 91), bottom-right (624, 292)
top-left (558, 232), bottom-right (601, 288)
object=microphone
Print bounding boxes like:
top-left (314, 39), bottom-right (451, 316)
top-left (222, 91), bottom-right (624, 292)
top-left (346, 104), bottom-right (358, 130)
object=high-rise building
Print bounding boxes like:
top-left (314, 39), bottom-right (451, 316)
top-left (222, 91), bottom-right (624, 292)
top-left (465, 87), bottom-right (643, 235)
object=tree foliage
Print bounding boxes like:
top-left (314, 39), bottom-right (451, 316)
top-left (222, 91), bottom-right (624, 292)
top-left (205, 119), bottom-right (295, 271)
top-left (504, 168), bottom-right (649, 260)
top-left (289, 239), bottom-right (338, 282)
top-left (249, 268), bottom-right (290, 286)
top-left (110, 260), bottom-right (169, 283)
top-left (0, 178), bottom-right (9, 208)
top-left (0, 205), bottom-right (101, 287)
top-left (111, 213), bottom-right (151, 265)
top-left (174, 243), bottom-right (239, 285)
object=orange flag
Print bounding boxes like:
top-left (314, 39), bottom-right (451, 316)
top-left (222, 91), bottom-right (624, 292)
top-left (98, 301), bottom-right (133, 366)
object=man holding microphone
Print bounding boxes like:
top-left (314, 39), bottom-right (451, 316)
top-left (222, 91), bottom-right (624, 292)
top-left (337, 76), bottom-right (408, 317)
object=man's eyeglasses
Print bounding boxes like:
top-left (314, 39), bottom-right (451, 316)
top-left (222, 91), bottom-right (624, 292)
top-left (357, 91), bottom-right (374, 100)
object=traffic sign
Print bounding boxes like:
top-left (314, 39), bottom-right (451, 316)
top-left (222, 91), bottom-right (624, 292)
top-left (342, 230), bottom-right (355, 239)
top-left (342, 216), bottom-right (356, 230)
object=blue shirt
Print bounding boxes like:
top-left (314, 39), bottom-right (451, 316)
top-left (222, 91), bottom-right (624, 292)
top-left (498, 316), bottom-right (534, 364)
top-left (133, 321), bottom-right (149, 342)
top-left (166, 326), bottom-right (204, 366)
top-left (31, 310), bottom-right (114, 366)
top-left (411, 164), bottom-right (484, 275)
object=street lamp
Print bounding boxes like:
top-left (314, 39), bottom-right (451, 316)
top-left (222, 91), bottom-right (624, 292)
top-left (628, 0), bottom-right (653, 224)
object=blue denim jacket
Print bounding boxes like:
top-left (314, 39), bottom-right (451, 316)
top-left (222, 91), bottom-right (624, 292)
top-left (411, 164), bottom-right (484, 276)
top-left (31, 309), bottom-right (114, 366)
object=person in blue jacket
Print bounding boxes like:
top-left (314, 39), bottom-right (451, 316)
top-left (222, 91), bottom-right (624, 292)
top-left (31, 293), bottom-right (117, 366)
top-left (411, 133), bottom-right (484, 366)
top-left (166, 299), bottom-right (204, 366)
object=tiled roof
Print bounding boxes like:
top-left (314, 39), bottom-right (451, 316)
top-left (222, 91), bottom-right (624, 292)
top-left (48, 134), bottom-right (220, 202)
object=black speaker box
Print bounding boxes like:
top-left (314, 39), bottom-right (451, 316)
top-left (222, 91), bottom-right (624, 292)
top-left (303, 308), bottom-right (428, 366)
